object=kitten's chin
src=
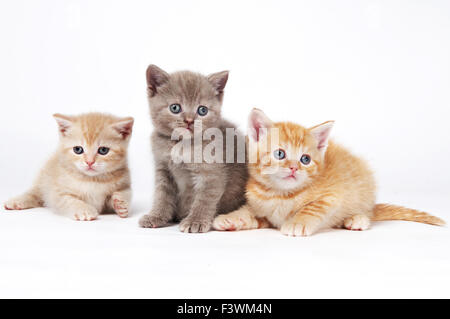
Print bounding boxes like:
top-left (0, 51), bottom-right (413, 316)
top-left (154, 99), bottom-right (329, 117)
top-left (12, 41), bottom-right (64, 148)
top-left (80, 169), bottom-right (103, 177)
top-left (171, 126), bottom-right (208, 140)
top-left (270, 175), bottom-right (308, 192)
top-left (74, 165), bottom-right (105, 177)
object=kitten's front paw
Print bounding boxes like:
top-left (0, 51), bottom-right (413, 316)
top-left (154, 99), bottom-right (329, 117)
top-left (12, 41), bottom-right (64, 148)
top-left (73, 208), bottom-right (98, 221)
top-left (280, 217), bottom-right (320, 237)
top-left (179, 217), bottom-right (212, 233)
top-left (4, 199), bottom-right (26, 210)
top-left (139, 213), bottom-right (169, 228)
top-left (112, 193), bottom-right (129, 218)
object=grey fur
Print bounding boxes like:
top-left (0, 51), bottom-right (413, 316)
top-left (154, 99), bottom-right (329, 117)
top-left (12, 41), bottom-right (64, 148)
top-left (139, 65), bottom-right (248, 233)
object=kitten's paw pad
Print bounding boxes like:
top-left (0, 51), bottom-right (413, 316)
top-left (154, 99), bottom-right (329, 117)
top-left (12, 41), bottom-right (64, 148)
top-left (73, 210), bottom-right (98, 221)
top-left (179, 219), bottom-right (211, 233)
top-left (344, 215), bottom-right (370, 231)
top-left (139, 214), bottom-right (168, 228)
top-left (280, 221), bottom-right (316, 237)
top-left (112, 197), bottom-right (129, 218)
top-left (213, 215), bottom-right (247, 231)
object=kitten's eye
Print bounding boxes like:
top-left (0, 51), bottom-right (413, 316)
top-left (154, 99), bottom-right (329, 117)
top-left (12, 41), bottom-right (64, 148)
top-left (273, 149), bottom-right (286, 160)
top-left (197, 106), bottom-right (208, 116)
top-left (73, 146), bottom-right (84, 155)
top-left (98, 147), bottom-right (110, 155)
top-left (300, 154), bottom-right (311, 165)
top-left (169, 104), bottom-right (182, 114)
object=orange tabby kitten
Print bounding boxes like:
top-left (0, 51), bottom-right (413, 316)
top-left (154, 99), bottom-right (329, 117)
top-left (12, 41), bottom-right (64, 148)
top-left (4, 113), bottom-right (134, 221)
top-left (213, 108), bottom-right (445, 236)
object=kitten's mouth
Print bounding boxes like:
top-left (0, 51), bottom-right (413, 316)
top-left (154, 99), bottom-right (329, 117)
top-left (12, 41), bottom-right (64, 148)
top-left (85, 167), bottom-right (98, 174)
top-left (284, 174), bottom-right (297, 180)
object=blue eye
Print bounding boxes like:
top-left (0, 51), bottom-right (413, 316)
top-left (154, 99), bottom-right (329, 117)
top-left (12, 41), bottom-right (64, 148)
top-left (300, 154), bottom-right (311, 165)
top-left (197, 105), bottom-right (208, 116)
top-left (98, 147), bottom-right (110, 155)
top-left (169, 104), bottom-right (182, 114)
top-left (73, 146), bottom-right (84, 154)
top-left (273, 149), bottom-right (286, 160)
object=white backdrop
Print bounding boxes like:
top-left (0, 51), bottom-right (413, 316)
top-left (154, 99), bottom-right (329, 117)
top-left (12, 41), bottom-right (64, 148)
top-left (0, 0), bottom-right (449, 298)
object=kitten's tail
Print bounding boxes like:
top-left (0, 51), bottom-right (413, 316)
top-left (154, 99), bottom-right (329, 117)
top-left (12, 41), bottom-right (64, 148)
top-left (371, 204), bottom-right (445, 226)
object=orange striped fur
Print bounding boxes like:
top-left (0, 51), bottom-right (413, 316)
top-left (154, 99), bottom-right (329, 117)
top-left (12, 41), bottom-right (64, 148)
top-left (213, 108), bottom-right (445, 236)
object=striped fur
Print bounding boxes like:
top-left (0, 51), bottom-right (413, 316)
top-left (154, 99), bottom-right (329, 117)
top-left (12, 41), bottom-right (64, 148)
top-left (213, 109), bottom-right (445, 236)
top-left (372, 204), bottom-right (444, 226)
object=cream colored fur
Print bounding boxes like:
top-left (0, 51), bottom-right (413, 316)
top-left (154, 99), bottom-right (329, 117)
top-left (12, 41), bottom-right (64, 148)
top-left (4, 113), bottom-right (134, 221)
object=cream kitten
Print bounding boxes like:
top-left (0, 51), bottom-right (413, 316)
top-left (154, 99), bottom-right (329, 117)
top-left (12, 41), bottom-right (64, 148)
top-left (213, 108), bottom-right (445, 236)
top-left (4, 113), bottom-right (134, 221)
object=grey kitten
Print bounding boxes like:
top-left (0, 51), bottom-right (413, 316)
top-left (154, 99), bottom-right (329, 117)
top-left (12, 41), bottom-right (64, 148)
top-left (139, 65), bottom-right (248, 233)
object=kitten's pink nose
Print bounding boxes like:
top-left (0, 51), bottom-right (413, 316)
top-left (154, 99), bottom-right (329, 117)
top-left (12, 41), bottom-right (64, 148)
top-left (289, 166), bottom-right (298, 172)
top-left (86, 160), bottom-right (95, 167)
top-left (184, 118), bottom-right (194, 125)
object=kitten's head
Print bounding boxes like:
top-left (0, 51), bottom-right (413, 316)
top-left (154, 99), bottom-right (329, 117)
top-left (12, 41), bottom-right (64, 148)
top-left (248, 108), bottom-right (334, 191)
top-left (146, 64), bottom-right (229, 137)
top-left (53, 113), bottom-right (134, 177)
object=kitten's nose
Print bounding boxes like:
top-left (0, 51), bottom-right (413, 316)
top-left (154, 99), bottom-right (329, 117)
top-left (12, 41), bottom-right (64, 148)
top-left (289, 166), bottom-right (298, 172)
top-left (86, 160), bottom-right (95, 167)
top-left (184, 118), bottom-right (194, 125)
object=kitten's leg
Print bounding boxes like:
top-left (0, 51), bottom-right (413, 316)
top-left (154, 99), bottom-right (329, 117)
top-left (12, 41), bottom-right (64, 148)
top-left (4, 189), bottom-right (43, 210)
top-left (343, 214), bottom-right (370, 231)
top-left (281, 196), bottom-right (337, 237)
top-left (179, 170), bottom-right (226, 233)
top-left (53, 194), bottom-right (99, 221)
top-left (139, 166), bottom-right (177, 228)
top-left (213, 205), bottom-right (270, 231)
top-left (109, 189), bottom-right (131, 218)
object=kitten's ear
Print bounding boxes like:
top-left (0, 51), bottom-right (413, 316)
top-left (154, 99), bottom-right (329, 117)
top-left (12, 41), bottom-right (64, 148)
top-left (53, 114), bottom-right (73, 136)
top-left (112, 117), bottom-right (134, 139)
top-left (248, 108), bottom-right (273, 142)
top-left (146, 64), bottom-right (169, 97)
top-left (207, 70), bottom-right (229, 96)
top-left (309, 121), bottom-right (334, 151)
